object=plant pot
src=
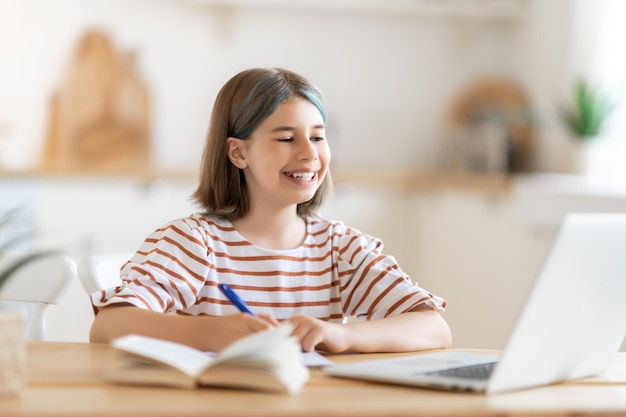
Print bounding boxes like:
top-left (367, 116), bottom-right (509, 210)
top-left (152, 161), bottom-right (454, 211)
top-left (0, 309), bottom-right (25, 397)
top-left (570, 140), bottom-right (593, 174)
top-left (572, 137), bottom-right (616, 182)
top-left (569, 137), bottom-right (609, 178)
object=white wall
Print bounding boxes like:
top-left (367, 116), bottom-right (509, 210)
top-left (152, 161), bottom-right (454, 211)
top-left (1, 0), bottom-right (571, 173)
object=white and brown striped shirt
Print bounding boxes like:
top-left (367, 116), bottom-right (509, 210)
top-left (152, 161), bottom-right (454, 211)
top-left (92, 214), bottom-right (447, 321)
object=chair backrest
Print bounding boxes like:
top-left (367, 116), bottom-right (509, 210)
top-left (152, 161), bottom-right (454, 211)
top-left (77, 253), bottom-right (131, 294)
top-left (0, 252), bottom-right (76, 340)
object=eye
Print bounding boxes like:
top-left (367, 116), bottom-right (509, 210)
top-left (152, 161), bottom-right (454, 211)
top-left (277, 137), bottom-right (294, 143)
top-left (311, 136), bottom-right (325, 142)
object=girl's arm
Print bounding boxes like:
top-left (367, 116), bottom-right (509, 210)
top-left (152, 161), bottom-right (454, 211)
top-left (288, 307), bottom-right (452, 353)
top-left (90, 305), bottom-right (278, 352)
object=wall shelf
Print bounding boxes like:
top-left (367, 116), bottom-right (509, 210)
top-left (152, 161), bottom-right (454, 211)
top-left (0, 166), bottom-right (513, 194)
top-left (184, 0), bottom-right (527, 21)
top-left (0, 166), bottom-right (197, 183)
top-left (331, 168), bottom-right (512, 194)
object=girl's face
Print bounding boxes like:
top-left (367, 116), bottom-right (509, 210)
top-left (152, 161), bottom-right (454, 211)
top-left (228, 97), bottom-right (330, 213)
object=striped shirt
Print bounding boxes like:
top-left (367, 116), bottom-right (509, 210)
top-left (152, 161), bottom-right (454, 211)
top-left (92, 214), bottom-right (447, 321)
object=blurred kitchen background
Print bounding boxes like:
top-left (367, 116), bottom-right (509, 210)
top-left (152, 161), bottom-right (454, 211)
top-left (2, 0), bottom-right (626, 349)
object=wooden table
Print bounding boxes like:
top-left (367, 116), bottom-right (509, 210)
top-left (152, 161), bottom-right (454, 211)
top-left (2, 342), bottom-right (626, 417)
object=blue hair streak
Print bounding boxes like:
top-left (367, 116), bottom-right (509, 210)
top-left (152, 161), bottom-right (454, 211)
top-left (233, 76), bottom-right (326, 139)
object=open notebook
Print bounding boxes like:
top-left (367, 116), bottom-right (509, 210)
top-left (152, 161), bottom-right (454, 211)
top-left (325, 213), bottom-right (626, 394)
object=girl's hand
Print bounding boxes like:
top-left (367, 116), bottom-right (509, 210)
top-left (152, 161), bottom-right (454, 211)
top-left (286, 315), bottom-right (349, 353)
top-left (209, 313), bottom-right (279, 352)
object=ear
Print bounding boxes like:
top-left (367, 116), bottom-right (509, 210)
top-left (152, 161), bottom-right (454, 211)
top-left (226, 137), bottom-right (248, 169)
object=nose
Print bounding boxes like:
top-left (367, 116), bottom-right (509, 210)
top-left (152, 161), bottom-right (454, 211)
top-left (297, 138), bottom-right (318, 161)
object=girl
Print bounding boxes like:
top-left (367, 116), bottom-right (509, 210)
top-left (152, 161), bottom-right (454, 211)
top-left (90, 68), bottom-right (452, 353)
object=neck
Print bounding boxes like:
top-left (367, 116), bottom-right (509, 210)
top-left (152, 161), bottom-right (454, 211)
top-left (233, 206), bottom-right (306, 250)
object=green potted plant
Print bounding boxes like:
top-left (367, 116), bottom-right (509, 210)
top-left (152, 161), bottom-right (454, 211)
top-left (558, 79), bottom-right (615, 174)
top-left (558, 79), bottom-right (615, 140)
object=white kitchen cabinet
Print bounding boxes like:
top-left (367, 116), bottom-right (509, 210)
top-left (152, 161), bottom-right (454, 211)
top-left (408, 190), bottom-right (554, 349)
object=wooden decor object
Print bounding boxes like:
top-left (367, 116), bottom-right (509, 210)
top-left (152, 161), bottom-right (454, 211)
top-left (445, 79), bottom-right (534, 173)
top-left (42, 30), bottom-right (150, 173)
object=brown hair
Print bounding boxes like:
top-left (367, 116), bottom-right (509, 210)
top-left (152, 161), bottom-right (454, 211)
top-left (191, 68), bottom-right (332, 220)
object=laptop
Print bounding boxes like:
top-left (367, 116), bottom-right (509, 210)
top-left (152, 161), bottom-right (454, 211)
top-left (325, 213), bottom-right (626, 394)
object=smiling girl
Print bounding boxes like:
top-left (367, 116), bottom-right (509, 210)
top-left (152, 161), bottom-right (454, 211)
top-left (89, 68), bottom-right (452, 353)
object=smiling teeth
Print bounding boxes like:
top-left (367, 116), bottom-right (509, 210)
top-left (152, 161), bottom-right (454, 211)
top-left (290, 172), bottom-right (315, 180)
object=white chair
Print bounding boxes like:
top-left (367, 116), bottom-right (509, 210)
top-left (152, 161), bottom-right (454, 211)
top-left (77, 253), bottom-right (131, 294)
top-left (0, 251), bottom-right (76, 340)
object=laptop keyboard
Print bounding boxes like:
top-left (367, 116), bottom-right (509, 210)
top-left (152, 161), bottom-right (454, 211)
top-left (425, 362), bottom-right (497, 380)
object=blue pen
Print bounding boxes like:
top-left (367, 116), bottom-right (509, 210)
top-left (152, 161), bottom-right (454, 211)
top-left (218, 283), bottom-right (258, 317)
